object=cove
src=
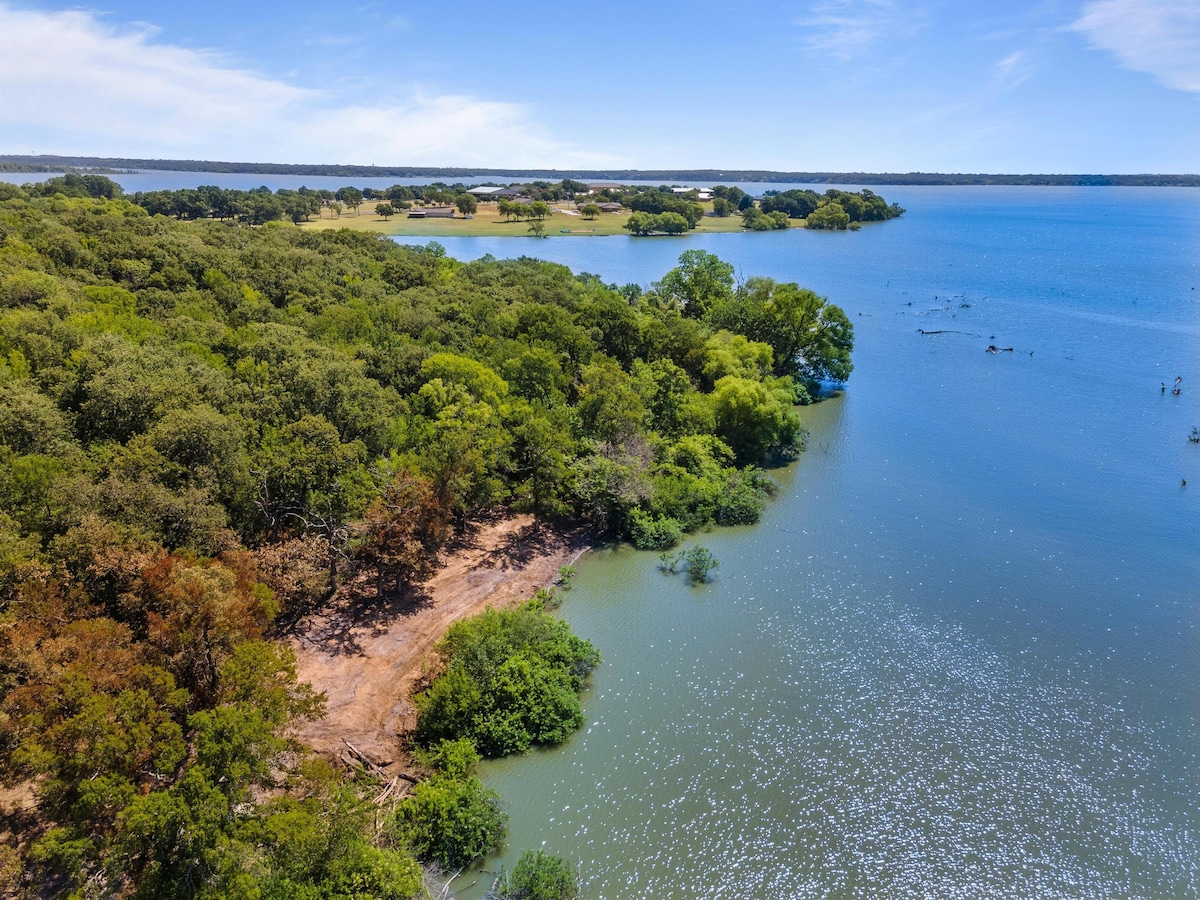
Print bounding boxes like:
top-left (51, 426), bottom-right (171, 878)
top-left (418, 185), bottom-right (1200, 898)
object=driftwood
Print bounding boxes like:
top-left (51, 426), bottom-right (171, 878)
top-left (373, 776), bottom-right (414, 806)
top-left (341, 739), bottom-right (389, 779)
top-left (340, 739), bottom-right (421, 798)
top-left (986, 345), bottom-right (1014, 354)
top-left (917, 328), bottom-right (981, 337)
top-left (374, 776), bottom-right (399, 805)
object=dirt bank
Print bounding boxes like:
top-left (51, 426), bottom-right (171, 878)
top-left (285, 515), bottom-right (593, 766)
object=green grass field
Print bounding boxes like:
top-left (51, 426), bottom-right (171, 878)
top-left (300, 201), bottom-right (754, 238)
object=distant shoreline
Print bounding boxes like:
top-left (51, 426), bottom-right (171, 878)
top-left (2, 155), bottom-right (1197, 186)
top-left (300, 203), bottom-right (750, 238)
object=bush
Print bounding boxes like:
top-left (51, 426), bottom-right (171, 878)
top-left (660, 545), bottom-right (719, 584)
top-left (416, 737), bottom-right (480, 778)
top-left (683, 545), bottom-right (719, 583)
top-left (715, 469), bottom-right (771, 525)
top-left (393, 774), bottom-right (506, 869)
top-left (497, 850), bottom-right (579, 900)
top-left (415, 603), bottom-right (600, 756)
top-left (626, 508), bottom-right (684, 549)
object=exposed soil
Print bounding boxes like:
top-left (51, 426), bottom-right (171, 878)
top-left (285, 514), bottom-right (593, 767)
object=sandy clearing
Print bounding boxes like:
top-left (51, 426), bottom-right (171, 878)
top-left (285, 514), bottom-right (593, 766)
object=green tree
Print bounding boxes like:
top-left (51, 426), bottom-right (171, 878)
top-left (375, 201), bottom-right (395, 220)
top-left (580, 203), bottom-right (601, 220)
top-left (707, 278), bottom-right (855, 384)
top-left (631, 357), bottom-right (696, 437)
top-left (624, 212), bottom-right (689, 235)
top-left (415, 603), bottom-right (599, 755)
top-left (709, 376), bottom-right (804, 462)
top-left (624, 211), bottom-right (655, 235)
top-left (508, 404), bottom-right (573, 517)
top-left (335, 186), bottom-right (364, 214)
top-left (405, 378), bottom-right (512, 517)
top-left (760, 189), bottom-right (820, 219)
top-left (657, 250), bottom-right (735, 318)
top-left (805, 201), bottom-right (851, 230)
top-left (654, 212), bottom-right (690, 234)
top-left (577, 357), bottom-right (645, 443)
top-left (701, 330), bottom-right (773, 385)
top-left (456, 193), bottom-right (478, 216)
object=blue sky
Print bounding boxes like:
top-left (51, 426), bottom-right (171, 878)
top-left (0, 0), bottom-right (1197, 172)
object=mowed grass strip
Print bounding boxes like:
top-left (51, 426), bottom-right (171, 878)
top-left (300, 201), bottom-right (755, 238)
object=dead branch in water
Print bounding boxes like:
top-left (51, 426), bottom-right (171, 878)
top-left (917, 328), bottom-right (981, 337)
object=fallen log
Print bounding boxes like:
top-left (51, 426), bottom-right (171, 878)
top-left (342, 739), bottom-right (389, 780)
top-left (374, 776), bottom-right (399, 805)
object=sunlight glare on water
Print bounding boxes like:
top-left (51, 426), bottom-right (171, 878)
top-left (439, 186), bottom-right (1200, 899)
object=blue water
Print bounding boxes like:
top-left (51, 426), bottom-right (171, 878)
top-left (427, 187), bottom-right (1200, 899)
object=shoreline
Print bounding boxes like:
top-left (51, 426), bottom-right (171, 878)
top-left (298, 202), bottom-right (753, 239)
top-left (285, 514), bottom-right (596, 768)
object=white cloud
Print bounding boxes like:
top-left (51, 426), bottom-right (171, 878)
top-left (1073, 0), bottom-right (1200, 93)
top-left (795, 0), bottom-right (924, 60)
top-left (0, 4), bottom-right (616, 166)
top-left (992, 51), bottom-right (1032, 88)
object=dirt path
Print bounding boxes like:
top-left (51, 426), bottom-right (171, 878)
top-left (285, 515), bottom-right (592, 765)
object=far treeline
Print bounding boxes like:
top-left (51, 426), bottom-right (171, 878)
top-left (0, 180), bottom-right (852, 895)
top-left (3, 156), bottom-right (1199, 185)
top-left (17, 173), bottom-right (904, 234)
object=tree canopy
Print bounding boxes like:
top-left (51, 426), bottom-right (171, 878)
top-left (0, 183), bottom-right (856, 893)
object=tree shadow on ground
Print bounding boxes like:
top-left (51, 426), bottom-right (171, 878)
top-left (474, 517), bottom-right (573, 572)
top-left (283, 574), bottom-right (435, 658)
top-left (280, 514), bottom-right (593, 658)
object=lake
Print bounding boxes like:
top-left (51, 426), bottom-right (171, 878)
top-left (421, 187), bottom-right (1199, 898)
top-left (16, 166), bottom-right (1195, 895)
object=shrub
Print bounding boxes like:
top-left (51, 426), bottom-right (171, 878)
top-left (626, 508), bottom-right (684, 550)
top-left (393, 774), bottom-right (506, 869)
top-left (683, 545), bottom-right (719, 583)
top-left (497, 850), bottom-right (579, 900)
top-left (660, 545), bottom-right (719, 584)
top-left (415, 603), bottom-right (600, 756)
top-left (715, 469), bottom-right (772, 526)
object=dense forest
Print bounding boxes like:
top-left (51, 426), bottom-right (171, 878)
top-left (3, 157), bottom-right (1199, 186)
top-left (0, 176), bottom-right (852, 896)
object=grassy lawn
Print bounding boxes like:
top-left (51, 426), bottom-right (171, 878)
top-left (299, 201), bottom-right (753, 239)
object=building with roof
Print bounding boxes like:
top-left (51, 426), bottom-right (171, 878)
top-left (467, 186), bottom-right (520, 199)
